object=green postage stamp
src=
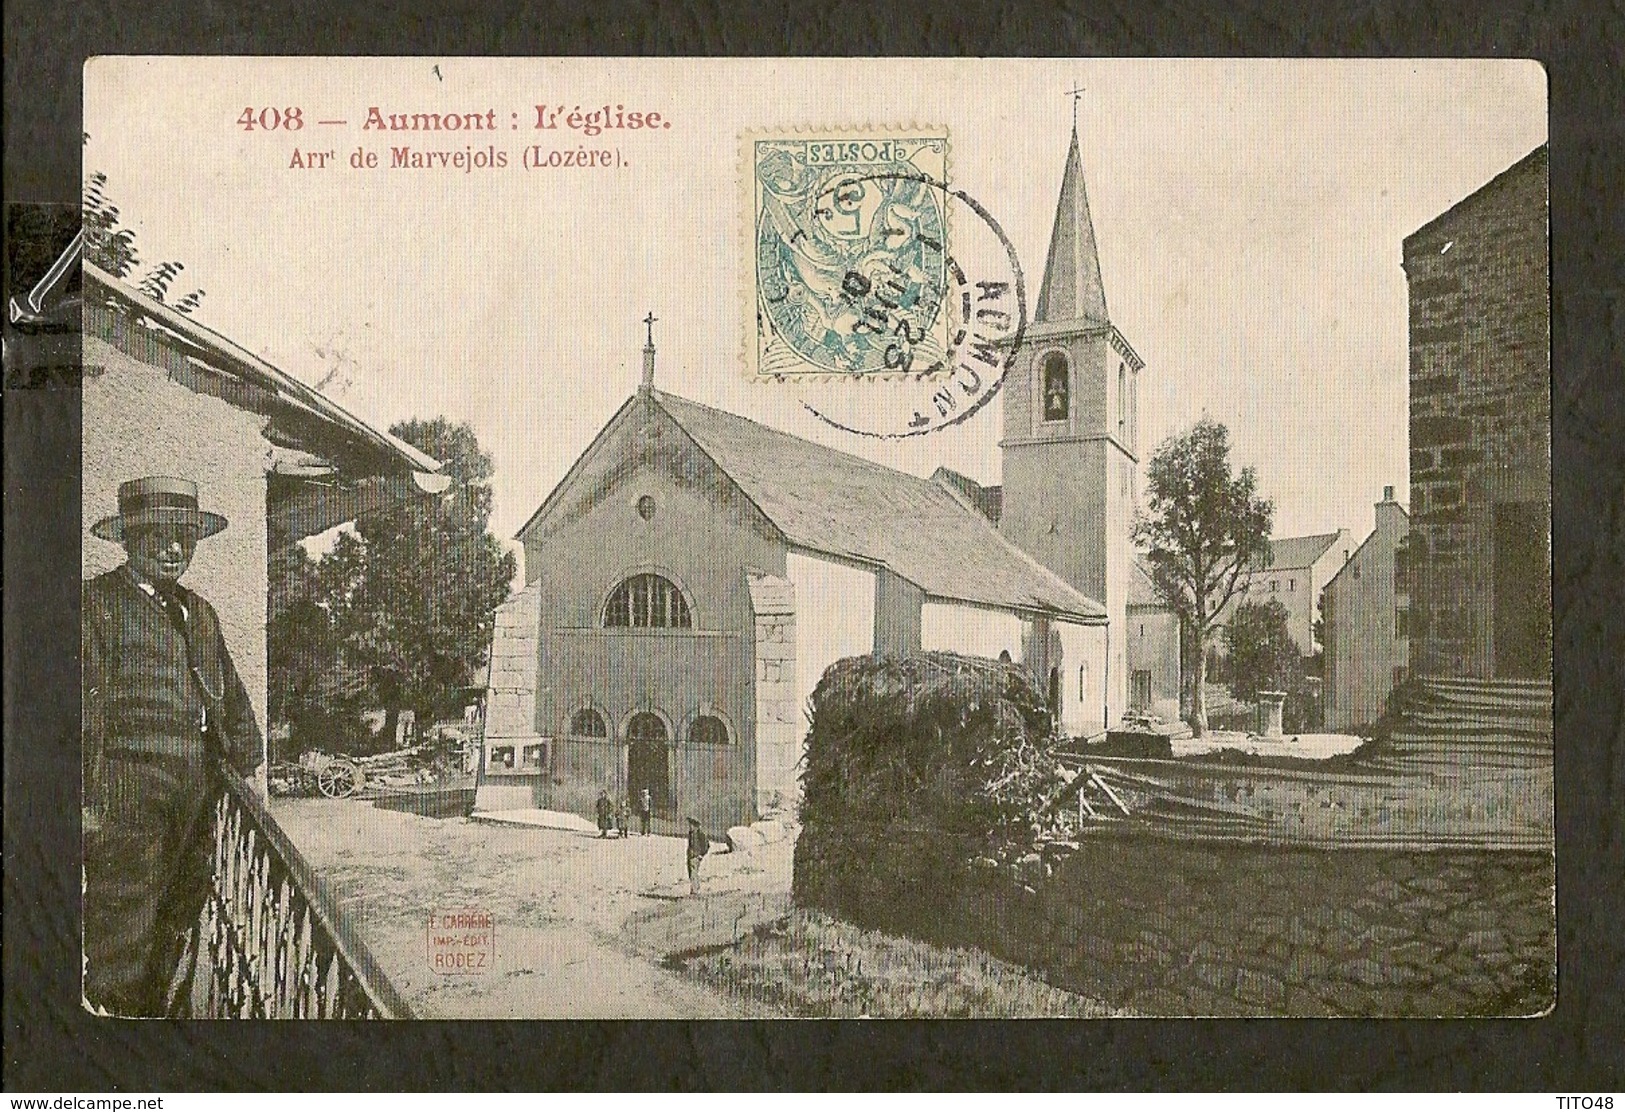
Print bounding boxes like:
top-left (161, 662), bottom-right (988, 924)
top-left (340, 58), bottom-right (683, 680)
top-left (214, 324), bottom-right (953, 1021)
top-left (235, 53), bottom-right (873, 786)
top-left (748, 130), bottom-right (950, 379)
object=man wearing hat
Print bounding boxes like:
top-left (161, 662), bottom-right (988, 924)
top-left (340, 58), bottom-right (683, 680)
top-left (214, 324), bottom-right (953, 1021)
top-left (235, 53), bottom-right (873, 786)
top-left (82, 476), bottom-right (264, 1016)
top-left (685, 817), bottom-right (710, 896)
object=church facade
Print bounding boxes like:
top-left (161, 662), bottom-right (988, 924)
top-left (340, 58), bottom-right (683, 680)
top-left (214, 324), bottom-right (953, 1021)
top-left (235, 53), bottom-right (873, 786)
top-left (478, 125), bottom-right (1147, 829)
top-left (478, 382), bottom-right (1107, 829)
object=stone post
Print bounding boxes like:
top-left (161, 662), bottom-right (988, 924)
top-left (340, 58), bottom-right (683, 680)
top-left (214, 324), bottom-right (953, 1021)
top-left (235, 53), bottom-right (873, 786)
top-left (1257, 690), bottom-right (1287, 738)
top-left (747, 572), bottom-right (798, 818)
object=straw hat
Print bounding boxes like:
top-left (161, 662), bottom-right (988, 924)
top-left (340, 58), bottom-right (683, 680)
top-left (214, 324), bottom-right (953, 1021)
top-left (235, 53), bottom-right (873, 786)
top-left (90, 476), bottom-right (228, 542)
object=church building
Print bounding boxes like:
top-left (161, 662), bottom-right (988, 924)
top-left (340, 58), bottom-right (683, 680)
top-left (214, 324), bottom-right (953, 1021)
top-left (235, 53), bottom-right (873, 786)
top-left (478, 124), bottom-right (1145, 829)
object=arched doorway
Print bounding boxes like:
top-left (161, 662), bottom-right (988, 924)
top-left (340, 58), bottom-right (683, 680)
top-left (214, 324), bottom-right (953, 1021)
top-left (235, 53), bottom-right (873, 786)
top-left (626, 712), bottom-right (670, 815)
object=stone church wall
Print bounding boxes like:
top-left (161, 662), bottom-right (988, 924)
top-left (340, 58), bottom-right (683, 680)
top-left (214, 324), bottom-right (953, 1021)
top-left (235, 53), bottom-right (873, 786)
top-left (748, 573), bottom-right (799, 815)
top-left (521, 427), bottom-right (779, 828)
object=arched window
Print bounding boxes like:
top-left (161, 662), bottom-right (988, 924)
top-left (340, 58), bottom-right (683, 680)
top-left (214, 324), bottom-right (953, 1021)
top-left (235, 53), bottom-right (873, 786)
top-left (998, 649), bottom-right (1013, 664)
top-left (1047, 666), bottom-right (1062, 720)
top-left (688, 714), bottom-right (730, 746)
top-left (603, 573), bottom-right (692, 628)
top-left (570, 708), bottom-right (607, 737)
top-left (1040, 352), bottom-right (1070, 422)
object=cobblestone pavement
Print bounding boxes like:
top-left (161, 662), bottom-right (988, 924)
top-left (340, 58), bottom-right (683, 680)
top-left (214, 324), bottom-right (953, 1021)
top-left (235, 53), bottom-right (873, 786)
top-left (272, 798), bottom-right (794, 1018)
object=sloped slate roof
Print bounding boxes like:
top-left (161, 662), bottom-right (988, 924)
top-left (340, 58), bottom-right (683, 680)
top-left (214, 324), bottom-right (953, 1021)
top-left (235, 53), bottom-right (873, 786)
top-left (655, 392), bottom-right (1105, 623)
top-left (931, 466), bottom-right (1003, 525)
top-left (1035, 128), bottom-right (1110, 327)
top-left (1127, 560), bottom-right (1164, 608)
top-left (1261, 532), bottom-right (1344, 572)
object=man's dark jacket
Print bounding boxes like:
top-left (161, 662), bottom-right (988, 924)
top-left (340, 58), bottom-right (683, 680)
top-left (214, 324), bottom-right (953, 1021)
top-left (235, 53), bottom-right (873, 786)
top-left (82, 566), bottom-right (262, 779)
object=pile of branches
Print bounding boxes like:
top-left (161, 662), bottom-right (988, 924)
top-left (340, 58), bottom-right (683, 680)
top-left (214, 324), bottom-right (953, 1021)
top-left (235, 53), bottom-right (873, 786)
top-left (801, 652), bottom-right (1068, 854)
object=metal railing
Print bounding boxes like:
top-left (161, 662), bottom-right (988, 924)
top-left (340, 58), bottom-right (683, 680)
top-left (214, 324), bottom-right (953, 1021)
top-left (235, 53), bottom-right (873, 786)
top-left (199, 765), bottom-right (412, 1018)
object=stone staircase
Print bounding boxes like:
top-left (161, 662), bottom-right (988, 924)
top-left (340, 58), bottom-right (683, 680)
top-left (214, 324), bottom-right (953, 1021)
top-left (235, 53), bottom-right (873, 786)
top-left (1368, 676), bottom-right (1553, 772)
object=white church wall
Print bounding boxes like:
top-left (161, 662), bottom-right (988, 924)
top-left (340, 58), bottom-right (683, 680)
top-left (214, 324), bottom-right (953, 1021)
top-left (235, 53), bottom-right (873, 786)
top-left (921, 601), bottom-right (1025, 662)
top-left (1057, 619), bottom-right (1107, 739)
top-left (787, 550), bottom-right (877, 728)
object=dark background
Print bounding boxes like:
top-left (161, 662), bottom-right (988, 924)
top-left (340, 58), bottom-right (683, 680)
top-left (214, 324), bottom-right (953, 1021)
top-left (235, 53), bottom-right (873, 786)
top-left (5, 0), bottom-right (1621, 1091)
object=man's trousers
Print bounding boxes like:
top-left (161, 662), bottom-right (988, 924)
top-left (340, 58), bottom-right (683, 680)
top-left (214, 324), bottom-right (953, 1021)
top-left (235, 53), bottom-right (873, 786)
top-left (83, 752), bottom-right (216, 1017)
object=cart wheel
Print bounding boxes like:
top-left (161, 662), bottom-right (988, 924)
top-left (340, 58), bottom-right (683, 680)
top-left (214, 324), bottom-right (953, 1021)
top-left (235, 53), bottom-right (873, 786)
top-left (317, 760), bottom-right (362, 799)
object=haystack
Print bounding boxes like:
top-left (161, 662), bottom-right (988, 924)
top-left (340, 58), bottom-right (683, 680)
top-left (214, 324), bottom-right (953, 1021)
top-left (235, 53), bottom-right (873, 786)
top-left (799, 652), bottom-right (1065, 848)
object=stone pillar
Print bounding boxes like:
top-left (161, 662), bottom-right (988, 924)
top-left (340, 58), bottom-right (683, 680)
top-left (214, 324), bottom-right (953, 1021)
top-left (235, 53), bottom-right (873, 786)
top-left (747, 572), bottom-right (798, 818)
top-left (1257, 690), bottom-right (1286, 739)
top-left (476, 580), bottom-right (548, 811)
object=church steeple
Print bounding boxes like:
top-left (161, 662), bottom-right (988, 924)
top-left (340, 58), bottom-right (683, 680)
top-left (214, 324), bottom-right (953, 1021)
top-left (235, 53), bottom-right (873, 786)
top-left (999, 118), bottom-right (1143, 734)
top-left (1034, 125), bottom-right (1109, 326)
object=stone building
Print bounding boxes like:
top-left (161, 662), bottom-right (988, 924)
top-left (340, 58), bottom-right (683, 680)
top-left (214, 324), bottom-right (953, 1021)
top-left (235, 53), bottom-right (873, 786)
top-left (1402, 144), bottom-right (1550, 680)
top-left (1322, 486), bottom-right (1411, 729)
top-left (996, 125), bottom-right (1146, 725)
top-left (1222, 530), bottom-right (1354, 657)
top-left (1125, 561), bottom-right (1183, 721)
top-left (80, 256), bottom-right (448, 754)
top-left (933, 124), bottom-right (1151, 727)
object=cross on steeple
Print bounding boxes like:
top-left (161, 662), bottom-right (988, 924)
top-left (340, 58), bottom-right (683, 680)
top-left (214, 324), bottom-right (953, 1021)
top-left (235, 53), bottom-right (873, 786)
top-left (1065, 84), bottom-right (1086, 132)
top-left (641, 311), bottom-right (659, 389)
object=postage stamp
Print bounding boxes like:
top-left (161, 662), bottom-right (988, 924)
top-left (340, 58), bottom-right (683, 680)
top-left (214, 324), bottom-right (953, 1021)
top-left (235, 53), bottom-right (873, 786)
top-left (748, 130), bottom-right (950, 380)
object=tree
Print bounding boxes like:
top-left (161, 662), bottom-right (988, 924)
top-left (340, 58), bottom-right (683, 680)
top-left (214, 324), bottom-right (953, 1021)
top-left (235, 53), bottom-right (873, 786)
top-left (1225, 599), bottom-right (1303, 703)
top-left (83, 171), bottom-right (139, 279)
top-left (324, 418), bottom-right (517, 746)
top-left (1133, 418), bottom-right (1274, 737)
top-left (1227, 599), bottom-right (1323, 732)
top-left (267, 541), bottom-right (369, 758)
top-left (82, 160), bottom-right (206, 313)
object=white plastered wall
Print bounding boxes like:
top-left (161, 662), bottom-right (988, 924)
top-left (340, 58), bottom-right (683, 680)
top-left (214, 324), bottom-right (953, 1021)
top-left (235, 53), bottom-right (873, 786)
top-left (787, 551), bottom-right (876, 729)
top-left (920, 601), bottom-right (1025, 661)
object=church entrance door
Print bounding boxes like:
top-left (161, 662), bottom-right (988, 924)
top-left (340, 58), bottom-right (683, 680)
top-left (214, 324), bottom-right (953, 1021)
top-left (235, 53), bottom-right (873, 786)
top-left (626, 713), bottom-right (671, 815)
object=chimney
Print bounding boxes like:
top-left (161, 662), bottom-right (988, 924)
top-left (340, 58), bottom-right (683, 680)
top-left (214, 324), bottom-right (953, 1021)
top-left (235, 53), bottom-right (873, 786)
top-left (640, 311), bottom-right (658, 391)
top-left (1376, 484), bottom-right (1406, 535)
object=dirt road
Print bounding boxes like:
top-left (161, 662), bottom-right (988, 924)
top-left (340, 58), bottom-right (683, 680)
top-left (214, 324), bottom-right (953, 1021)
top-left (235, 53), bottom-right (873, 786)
top-left (272, 798), bottom-right (792, 1018)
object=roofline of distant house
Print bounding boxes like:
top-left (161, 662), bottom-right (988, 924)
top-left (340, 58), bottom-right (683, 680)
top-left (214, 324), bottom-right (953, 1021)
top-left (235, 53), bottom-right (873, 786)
top-left (1324, 504), bottom-right (1410, 595)
top-left (1403, 142), bottom-right (1548, 249)
top-left (1248, 530), bottom-right (1348, 574)
top-left (84, 259), bottom-right (442, 476)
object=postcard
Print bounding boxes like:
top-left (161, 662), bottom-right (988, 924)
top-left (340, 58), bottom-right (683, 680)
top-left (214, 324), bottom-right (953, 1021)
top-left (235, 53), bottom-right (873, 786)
top-left (68, 56), bottom-right (1550, 1018)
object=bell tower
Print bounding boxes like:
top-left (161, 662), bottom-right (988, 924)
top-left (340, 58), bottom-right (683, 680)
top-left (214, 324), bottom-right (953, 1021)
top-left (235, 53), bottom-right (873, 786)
top-left (1000, 118), bottom-right (1144, 728)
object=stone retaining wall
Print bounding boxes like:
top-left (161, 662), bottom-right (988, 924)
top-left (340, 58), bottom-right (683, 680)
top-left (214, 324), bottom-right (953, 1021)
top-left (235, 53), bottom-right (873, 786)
top-left (794, 828), bottom-right (1554, 1016)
